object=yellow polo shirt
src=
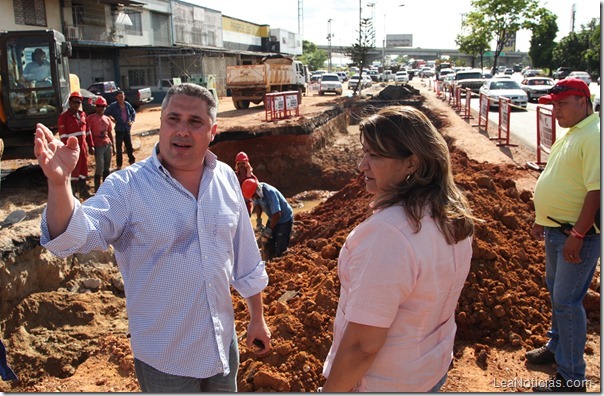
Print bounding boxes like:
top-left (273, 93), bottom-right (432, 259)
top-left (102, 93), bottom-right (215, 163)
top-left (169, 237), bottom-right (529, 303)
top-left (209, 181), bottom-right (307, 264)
top-left (534, 112), bottom-right (600, 227)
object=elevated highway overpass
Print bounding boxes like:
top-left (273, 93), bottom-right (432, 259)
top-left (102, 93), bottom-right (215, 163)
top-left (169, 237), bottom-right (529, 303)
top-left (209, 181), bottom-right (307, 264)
top-left (316, 45), bottom-right (530, 67)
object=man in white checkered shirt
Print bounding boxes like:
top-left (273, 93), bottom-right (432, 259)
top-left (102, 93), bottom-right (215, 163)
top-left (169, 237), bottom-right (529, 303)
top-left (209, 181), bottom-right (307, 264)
top-left (34, 83), bottom-right (271, 392)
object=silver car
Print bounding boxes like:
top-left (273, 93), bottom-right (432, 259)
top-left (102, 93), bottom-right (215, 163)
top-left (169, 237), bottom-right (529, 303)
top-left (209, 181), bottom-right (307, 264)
top-left (567, 71), bottom-right (592, 85)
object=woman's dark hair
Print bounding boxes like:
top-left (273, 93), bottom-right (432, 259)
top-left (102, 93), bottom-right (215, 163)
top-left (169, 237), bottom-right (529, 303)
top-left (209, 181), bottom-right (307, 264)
top-left (359, 105), bottom-right (475, 244)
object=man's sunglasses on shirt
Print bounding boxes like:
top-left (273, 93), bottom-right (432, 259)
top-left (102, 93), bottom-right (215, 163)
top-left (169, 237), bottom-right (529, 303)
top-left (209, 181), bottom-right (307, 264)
top-left (548, 85), bottom-right (589, 97)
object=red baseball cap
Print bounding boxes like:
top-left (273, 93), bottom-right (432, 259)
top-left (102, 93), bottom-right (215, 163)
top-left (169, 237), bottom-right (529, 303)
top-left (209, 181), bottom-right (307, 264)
top-left (538, 78), bottom-right (591, 104)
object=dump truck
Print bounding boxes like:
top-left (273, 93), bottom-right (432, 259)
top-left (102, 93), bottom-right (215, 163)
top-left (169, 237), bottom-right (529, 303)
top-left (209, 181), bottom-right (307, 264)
top-left (226, 55), bottom-right (309, 109)
top-left (0, 29), bottom-right (76, 160)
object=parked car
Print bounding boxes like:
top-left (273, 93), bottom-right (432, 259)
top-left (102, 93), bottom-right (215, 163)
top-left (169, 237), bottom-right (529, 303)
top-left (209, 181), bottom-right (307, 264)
top-left (567, 71), bottom-right (592, 85)
top-left (367, 69), bottom-right (381, 82)
top-left (394, 70), bottom-right (409, 85)
top-left (453, 69), bottom-right (485, 93)
top-left (479, 79), bottom-right (528, 109)
top-left (347, 74), bottom-right (372, 90)
top-left (552, 67), bottom-right (573, 80)
top-left (437, 68), bottom-right (454, 81)
top-left (87, 81), bottom-right (153, 109)
top-left (310, 74), bottom-right (322, 84)
top-left (523, 69), bottom-right (544, 77)
top-left (336, 71), bottom-right (348, 82)
top-left (80, 88), bottom-right (99, 115)
top-left (519, 77), bottom-right (555, 102)
top-left (442, 74), bottom-right (455, 91)
top-left (419, 67), bottom-right (435, 78)
top-left (318, 73), bottom-right (343, 95)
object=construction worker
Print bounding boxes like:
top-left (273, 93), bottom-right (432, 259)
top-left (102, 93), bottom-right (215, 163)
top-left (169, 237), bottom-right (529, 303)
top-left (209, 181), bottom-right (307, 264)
top-left (87, 97), bottom-right (115, 192)
top-left (242, 178), bottom-right (293, 260)
top-left (234, 151), bottom-right (258, 215)
top-left (58, 91), bottom-right (93, 198)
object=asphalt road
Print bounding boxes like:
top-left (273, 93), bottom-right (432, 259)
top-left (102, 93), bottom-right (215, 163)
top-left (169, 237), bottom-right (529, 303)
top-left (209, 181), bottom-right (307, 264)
top-left (424, 73), bottom-right (600, 151)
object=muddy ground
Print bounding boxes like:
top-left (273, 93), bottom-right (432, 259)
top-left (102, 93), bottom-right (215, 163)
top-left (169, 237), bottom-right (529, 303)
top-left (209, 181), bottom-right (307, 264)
top-left (0, 81), bottom-right (600, 392)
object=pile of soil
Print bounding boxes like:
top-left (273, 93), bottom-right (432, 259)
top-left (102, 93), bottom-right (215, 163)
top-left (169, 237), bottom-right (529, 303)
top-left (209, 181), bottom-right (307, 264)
top-left (0, 85), bottom-right (600, 392)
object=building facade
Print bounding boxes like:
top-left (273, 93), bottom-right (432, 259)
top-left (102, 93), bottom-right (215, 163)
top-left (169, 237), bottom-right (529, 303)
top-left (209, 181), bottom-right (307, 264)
top-left (5, 0), bottom-right (303, 97)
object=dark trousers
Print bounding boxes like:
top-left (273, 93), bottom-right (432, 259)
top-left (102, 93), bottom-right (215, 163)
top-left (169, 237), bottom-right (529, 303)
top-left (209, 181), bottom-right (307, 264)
top-left (115, 130), bottom-right (135, 168)
top-left (268, 220), bottom-right (293, 259)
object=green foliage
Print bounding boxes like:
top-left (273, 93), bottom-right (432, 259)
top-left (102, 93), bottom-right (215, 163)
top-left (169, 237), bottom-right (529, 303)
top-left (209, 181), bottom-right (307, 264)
top-left (465, 0), bottom-right (542, 73)
top-left (552, 19), bottom-right (600, 79)
top-left (343, 18), bottom-right (375, 95)
top-left (299, 40), bottom-right (328, 72)
top-left (456, 28), bottom-right (490, 68)
top-left (528, 9), bottom-right (558, 70)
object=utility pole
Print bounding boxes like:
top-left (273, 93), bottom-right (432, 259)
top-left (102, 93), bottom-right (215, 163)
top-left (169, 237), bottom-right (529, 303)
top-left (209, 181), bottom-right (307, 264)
top-left (571, 3), bottom-right (576, 33)
top-left (359, 0), bottom-right (362, 44)
top-left (327, 18), bottom-right (333, 72)
top-left (298, 0), bottom-right (303, 36)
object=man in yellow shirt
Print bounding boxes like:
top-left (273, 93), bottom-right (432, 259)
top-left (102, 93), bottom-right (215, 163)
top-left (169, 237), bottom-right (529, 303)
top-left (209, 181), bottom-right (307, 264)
top-left (529, 78), bottom-right (600, 392)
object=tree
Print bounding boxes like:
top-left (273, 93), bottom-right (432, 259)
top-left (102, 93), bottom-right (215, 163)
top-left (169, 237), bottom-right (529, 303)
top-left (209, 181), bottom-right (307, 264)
top-left (343, 17), bottom-right (375, 96)
top-left (528, 9), bottom-right (558, 71)
top-left (299, 40), bottom-right (328, 72)
top-left (464, 0), bottom-right (543, 74)
top-left (456, 28), bottom-right (490, 69)
top-left (552, 19), bottom-right (601, 79)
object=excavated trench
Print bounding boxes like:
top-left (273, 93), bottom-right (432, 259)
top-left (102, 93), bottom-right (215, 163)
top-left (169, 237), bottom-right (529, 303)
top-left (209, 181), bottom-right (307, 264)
top-left (0, 85), bottom-right (600, 392)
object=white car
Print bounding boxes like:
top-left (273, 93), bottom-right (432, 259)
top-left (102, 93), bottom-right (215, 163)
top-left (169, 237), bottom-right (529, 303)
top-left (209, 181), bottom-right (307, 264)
top-left (479, 79), bottom-right (528, 109)
top-left (567, 71), bottom-right (592, 85)
top-left (347, 74), bottom-right (372, 90)
top-left (519, 77), bottom-right (555, 102)
top-left (394, 71), bottom-right (409, 85)
top-left (319, 73), bottom-right (343, 95)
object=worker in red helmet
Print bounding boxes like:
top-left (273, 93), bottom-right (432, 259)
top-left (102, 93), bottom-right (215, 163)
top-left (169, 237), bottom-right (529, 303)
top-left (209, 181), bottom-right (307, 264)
top-left (234, 151), bottom-right (258, 216)
top-left (58, 91), bottom-right (93, 198)
top-left (87, 96), bottom-right (115, 192)
top-left (242, 178), bottom-right (293, 260)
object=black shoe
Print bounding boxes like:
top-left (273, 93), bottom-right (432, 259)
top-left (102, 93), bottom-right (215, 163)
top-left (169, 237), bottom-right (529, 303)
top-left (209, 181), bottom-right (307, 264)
top-left (526, 346), bottom-right (556, 365)
top-left (533, 372), bottom-right (587, 392)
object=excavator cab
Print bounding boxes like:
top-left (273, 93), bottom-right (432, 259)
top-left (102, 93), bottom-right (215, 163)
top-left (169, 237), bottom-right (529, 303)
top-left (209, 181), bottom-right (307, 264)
top-left (0, 29), bottom-right (72, 158)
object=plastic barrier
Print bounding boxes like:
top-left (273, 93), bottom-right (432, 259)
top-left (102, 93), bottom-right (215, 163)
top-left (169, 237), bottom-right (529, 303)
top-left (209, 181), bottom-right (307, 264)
top-left (265, 91), bottom-right (300, 122)
top-left (489, 97), bottom-right (518, 147)
top-left (474, 92), bottom-right (490, 130)
top-left (527, 106), bottom-right (557, 171)
top-left (435, 80), bottom-right (442, 98)
top-left (452, 85), bottom-right (462, 112)
top-left (461, 88), bottom-right (473, 120)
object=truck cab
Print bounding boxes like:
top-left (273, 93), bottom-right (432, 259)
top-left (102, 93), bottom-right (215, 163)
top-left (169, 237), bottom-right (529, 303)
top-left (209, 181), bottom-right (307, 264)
top-left (0, 29), bottom-right (73, 159)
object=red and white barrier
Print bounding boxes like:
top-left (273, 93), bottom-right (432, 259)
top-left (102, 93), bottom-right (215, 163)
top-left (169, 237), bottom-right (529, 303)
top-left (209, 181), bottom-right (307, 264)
top-left (527, 106), bottom-right (557, 170)
top-left (265, 91), bottom-right (300, 121)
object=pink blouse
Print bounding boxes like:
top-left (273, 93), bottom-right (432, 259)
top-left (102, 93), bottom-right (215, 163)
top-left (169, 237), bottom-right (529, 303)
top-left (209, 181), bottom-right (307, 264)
top-left (323, 205), bottom-right (472, 392)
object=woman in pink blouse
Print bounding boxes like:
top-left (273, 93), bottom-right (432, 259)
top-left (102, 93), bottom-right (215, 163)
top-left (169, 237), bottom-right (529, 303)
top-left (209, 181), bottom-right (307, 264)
top-left (321, 106), bottom-right (475, 392)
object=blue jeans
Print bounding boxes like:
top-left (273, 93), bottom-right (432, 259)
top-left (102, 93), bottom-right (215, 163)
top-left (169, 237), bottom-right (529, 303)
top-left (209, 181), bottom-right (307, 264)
top-left (134, 332), bottom-right (239, 392)
top-left (543, 227), bottom-right (600, 381)
top-left (94, 144), bottom-right (112, 177)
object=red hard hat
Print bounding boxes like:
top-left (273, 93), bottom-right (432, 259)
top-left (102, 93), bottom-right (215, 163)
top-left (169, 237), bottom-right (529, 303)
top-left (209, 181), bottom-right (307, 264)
top-left (241, 178), bottom-right (259, 199)
top-left (235, 151), bottom-right (249, 162)
top-left (95, 96), bottom-right (108, 106)
top-left (69, 91), bottom-right (83, 100)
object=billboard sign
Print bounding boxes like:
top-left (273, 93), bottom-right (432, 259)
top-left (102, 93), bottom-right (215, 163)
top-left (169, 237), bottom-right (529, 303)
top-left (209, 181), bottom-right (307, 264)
top-left (386, 34), bottom-right (413, 48)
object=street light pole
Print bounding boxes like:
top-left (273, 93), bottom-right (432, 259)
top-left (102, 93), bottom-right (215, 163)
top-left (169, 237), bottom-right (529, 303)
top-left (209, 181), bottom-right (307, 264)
top-left (327, 18), bottom-right (333, 72)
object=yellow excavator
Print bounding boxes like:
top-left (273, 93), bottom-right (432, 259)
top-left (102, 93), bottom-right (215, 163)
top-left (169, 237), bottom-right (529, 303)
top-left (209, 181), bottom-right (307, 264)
top-left (0, 29), bottom-right (79, 160)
